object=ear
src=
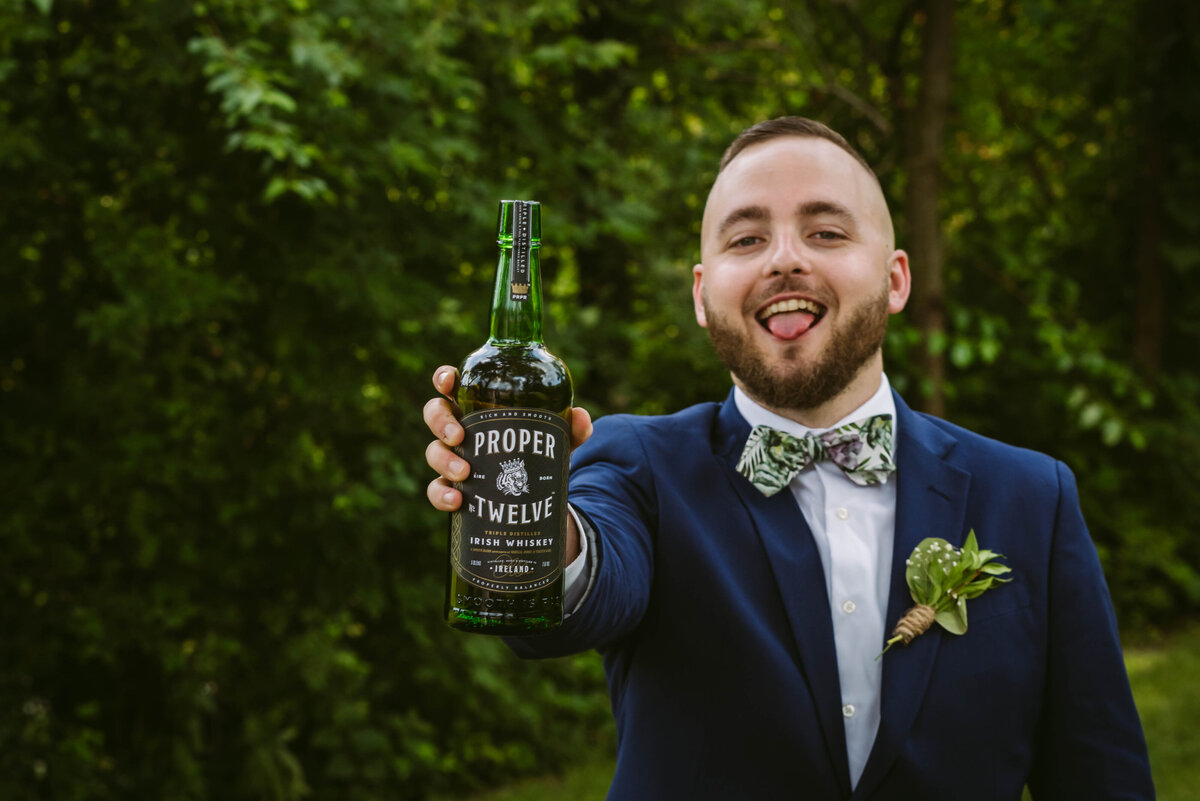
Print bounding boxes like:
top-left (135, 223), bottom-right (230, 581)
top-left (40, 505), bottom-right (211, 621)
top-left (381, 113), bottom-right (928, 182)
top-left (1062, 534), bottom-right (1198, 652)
top-left (886, 249), bottom-right (911, 314)
top-left (692, 263), bottom-right (708, 327)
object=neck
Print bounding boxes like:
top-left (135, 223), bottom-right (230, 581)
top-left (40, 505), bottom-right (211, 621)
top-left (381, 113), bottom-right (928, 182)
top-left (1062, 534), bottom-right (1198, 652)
top-left (736, 358), bottom-right (885, 429)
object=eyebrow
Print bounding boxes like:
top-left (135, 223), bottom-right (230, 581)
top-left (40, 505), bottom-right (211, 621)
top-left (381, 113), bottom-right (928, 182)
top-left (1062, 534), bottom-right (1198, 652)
top-left (716, 205), bottom-right (770, 239)
top-left (797, 199), bottom-right (858, 228)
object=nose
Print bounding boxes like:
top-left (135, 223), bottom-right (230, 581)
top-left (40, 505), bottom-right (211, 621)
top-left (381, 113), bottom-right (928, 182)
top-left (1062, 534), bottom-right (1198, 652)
top-left (762, 231), bottom-right (810, 277)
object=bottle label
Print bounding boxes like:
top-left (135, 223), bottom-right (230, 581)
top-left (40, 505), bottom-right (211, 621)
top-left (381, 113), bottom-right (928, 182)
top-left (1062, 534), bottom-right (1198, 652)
top-left (451, 408), bottom-right (570, 592)
top-left (510, 200), bottom-right (532, 302)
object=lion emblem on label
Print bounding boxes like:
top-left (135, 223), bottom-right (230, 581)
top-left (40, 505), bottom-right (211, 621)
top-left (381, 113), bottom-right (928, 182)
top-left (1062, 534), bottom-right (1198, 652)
top-left (496, 458), bottom-right (530, 497)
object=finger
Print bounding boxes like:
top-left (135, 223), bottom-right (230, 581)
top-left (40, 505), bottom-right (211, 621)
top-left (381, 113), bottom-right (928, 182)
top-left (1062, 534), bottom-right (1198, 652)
top-left (423, 397), bottom-right (464, 446)
top-left (569, 406), bottom-right (594, 451)
top-left (426, 439), bottom-right (470, 483)
top-left (427, 477), bottom-right (462, 511)
top-left (432, 365), bottom-right (460, 398)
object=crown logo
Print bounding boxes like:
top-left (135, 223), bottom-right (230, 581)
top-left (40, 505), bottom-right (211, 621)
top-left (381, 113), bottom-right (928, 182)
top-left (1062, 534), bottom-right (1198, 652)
top-left (511, 283), bottom-right (529, 294)
top-left (497, 457), bottom-right (530, 496)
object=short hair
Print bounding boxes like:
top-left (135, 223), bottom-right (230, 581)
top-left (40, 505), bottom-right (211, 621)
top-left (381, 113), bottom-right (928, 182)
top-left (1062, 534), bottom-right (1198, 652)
top-left (718, 117), bottom-right (877, 183)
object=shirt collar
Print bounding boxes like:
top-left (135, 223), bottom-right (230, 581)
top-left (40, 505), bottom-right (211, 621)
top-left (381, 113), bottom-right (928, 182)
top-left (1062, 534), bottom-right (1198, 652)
top-left (733, 373), bottom-right (897, 442)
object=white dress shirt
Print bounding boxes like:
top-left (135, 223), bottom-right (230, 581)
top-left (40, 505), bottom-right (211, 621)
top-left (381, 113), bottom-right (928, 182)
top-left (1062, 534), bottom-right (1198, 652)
top-left (562, 505), bottom-right (594, 613)
top-left (733, 375), bottom-right (896, 788)
top-left (563, 375), bottom-right (898, 788)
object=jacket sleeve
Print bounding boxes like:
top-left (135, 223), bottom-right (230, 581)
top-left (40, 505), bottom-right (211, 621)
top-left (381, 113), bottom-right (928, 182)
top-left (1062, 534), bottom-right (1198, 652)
top-left (1027, 461), bottom-right (1155, 799)
top-left (505, 414), bottom-right (657, 659)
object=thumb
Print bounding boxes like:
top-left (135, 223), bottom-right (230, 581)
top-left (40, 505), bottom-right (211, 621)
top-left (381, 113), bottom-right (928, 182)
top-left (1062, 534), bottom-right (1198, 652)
top-left (569, 406), bottom-right (594, 452)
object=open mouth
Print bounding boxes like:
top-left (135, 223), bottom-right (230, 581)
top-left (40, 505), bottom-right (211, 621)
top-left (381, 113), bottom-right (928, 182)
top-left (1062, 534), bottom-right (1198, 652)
top-left (756, 297), bottom-right (826, 340)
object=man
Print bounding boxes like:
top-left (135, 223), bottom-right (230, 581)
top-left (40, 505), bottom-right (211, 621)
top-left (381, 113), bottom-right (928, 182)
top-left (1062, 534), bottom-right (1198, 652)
top-left (424, 117), bottom-right (1154, 799)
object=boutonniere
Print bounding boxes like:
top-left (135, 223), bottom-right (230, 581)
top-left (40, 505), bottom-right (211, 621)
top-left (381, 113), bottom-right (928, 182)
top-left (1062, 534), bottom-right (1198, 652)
top-left (878, 530), bottom-right (1012, 658)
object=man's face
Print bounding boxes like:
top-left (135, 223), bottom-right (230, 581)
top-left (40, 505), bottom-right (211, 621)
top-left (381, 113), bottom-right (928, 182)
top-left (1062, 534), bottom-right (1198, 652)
top-left (692, 136), bottom-right (910, 416)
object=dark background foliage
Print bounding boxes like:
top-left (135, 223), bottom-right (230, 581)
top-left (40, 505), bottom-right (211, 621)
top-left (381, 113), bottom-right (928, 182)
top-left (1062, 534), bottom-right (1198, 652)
top-left (2, 0), bottom-right (1198, 797)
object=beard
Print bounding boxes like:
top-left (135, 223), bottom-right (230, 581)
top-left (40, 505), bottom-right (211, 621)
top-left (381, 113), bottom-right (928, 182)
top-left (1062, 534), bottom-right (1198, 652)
top-left (703, 283), bottom-right (890, 413)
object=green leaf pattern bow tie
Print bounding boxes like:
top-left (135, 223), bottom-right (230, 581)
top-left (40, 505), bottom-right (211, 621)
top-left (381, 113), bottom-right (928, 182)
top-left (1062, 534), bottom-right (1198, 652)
top-left (736, 415), bottom-right (896, 497)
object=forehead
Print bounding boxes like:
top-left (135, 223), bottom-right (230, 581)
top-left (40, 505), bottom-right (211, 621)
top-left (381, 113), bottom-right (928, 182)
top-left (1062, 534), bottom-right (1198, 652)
top-left (702, 136), bottom-right (882, 239)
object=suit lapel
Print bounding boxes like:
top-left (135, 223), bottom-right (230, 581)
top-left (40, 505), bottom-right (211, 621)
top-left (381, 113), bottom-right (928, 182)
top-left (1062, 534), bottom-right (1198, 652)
top-left (714, 396), bottom-right (852, 798)
top-left (851, 392), bottom-right (971, 800)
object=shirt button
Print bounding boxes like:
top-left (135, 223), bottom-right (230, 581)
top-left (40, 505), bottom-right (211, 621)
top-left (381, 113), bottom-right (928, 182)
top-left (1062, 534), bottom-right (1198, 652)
top-left (842, 600), bottom-right (856, 614)
top-left (835, 507), bottom-right (849, 520)
top-left (843, 704), bottom-right (856, 718)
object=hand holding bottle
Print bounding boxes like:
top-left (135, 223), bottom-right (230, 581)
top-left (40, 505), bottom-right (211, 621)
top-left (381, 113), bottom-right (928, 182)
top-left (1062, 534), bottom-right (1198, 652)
top-left (424, 364), bottom-right (593, 615)
top-left (423, 364), bottom-right (594, 523)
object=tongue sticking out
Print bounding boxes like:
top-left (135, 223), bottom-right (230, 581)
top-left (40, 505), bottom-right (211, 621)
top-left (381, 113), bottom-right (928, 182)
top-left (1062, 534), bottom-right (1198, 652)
top-left (765, 310), bottom-right (817, 340)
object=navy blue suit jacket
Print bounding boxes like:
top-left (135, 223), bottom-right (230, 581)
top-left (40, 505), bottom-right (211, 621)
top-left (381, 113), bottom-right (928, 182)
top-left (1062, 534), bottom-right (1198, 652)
top-left (508, 391), bottom-right (1154, 800)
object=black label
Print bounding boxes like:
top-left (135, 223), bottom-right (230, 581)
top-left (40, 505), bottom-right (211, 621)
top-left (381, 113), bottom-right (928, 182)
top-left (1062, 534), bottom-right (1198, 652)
top-left (451, 408), bottom-right (570, 592)
top-left (510, 201), bottom-right (531, 302)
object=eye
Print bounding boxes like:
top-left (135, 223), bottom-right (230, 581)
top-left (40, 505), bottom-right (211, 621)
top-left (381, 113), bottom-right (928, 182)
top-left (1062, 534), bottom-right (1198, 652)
top-left (811, 230), bottom-right (847, 241)
top-left (731, 235), bottom-right (763, 249)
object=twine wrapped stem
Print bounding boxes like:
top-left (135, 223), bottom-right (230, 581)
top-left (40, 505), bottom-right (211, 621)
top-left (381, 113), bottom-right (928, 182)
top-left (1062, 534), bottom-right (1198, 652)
top-left (877, 603), bottom-right (937, 658)
top-left (891, 603), bottom-right (936, 644)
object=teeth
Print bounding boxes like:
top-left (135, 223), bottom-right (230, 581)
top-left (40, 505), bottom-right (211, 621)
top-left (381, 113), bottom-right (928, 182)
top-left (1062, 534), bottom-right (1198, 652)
top-left (759, 298), bottom-right (823, 320)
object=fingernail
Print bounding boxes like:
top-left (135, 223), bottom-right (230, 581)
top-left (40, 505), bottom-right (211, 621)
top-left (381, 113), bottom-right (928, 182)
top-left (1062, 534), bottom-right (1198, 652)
top-left (444, 422), bottom-right (461, 441)
top-left (449, 459), bottom-right (466, 478)
top-left (443, 489), bottom-right (456, 504)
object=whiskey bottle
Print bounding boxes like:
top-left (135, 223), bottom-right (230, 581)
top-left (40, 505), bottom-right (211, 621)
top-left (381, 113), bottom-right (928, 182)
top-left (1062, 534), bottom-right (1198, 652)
top-left (445, 200), bottom-right (573, 634)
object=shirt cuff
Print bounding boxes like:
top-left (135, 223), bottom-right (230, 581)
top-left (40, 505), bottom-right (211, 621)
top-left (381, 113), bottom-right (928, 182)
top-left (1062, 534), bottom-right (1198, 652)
top-left (563, 503), bottom-right (598, 617)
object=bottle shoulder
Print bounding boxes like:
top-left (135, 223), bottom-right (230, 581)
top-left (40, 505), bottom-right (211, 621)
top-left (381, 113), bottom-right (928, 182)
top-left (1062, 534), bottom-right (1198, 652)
top-left (462, 342), bottom-right (568, 373)
top-left (458, 342), bottom-right (572, 414)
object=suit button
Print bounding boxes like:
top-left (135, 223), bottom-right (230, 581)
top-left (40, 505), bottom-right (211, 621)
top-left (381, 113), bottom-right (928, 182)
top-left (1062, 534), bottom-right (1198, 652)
top-left (842, 704), bottom-right (856, 718)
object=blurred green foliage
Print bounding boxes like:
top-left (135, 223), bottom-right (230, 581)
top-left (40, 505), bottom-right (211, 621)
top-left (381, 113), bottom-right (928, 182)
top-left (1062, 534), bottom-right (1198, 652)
top-left (1, 0), bottom-right (1197, 797)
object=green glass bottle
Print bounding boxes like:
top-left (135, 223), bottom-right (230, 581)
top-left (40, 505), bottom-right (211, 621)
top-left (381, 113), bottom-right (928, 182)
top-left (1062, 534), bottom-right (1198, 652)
top-left (445, 200), bottom-right (573, 635)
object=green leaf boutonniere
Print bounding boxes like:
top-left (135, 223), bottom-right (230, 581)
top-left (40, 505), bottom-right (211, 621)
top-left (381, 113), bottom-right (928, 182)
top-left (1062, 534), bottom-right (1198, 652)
top-left (878, 530), bottom-right (1012, 658)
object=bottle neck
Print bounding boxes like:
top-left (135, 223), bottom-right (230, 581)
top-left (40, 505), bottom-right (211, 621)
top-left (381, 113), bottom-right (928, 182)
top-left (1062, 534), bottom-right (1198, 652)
top-left (489, 248), bottom-right (544, 344)
top-left (489, 200), bottom-right (543, 345)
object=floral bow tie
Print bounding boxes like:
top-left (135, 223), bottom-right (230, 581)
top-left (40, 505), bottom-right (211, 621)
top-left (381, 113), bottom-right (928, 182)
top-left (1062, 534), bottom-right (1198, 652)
top-left (736, 415), bottom-right (896, 497)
